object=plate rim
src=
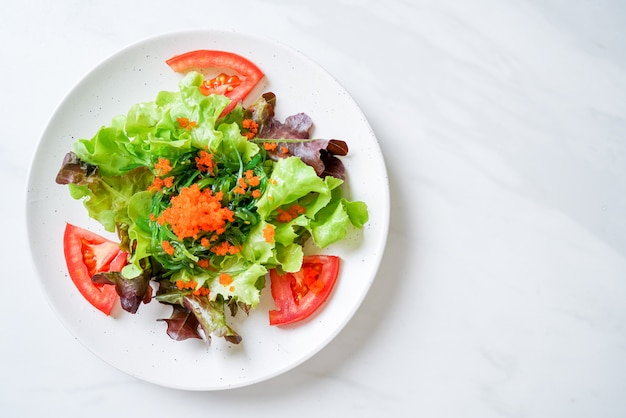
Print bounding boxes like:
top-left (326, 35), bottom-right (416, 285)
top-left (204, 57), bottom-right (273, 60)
top-left (25, 28), bottom-right (390, 390)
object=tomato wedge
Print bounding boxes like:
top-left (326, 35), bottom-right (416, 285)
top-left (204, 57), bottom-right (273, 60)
top-left (63, 223), bottom-right (128, 315)
top-left (269, 255), bottom-right (340, 326)
top-left (165, 50), bottom-right (264, 116)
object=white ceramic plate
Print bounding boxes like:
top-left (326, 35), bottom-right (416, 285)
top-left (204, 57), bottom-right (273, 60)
top-left (26, 30), bottom-right (389, 390)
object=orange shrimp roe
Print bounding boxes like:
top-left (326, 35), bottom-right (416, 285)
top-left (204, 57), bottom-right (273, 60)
top-left (233, 177), bottom-right (248, 195)
top-left (193, 287), bottom-right (210, 296)
top-left (263, 224), bottom-right (275, 243)
top-left (275, 204), bottom-right (306, 223)
top-left (177, 117), bottom-right (197, 130)
top-left (157, 183), bottom-right (234, 240)
top-left (161, 240), bottom-right (175, 256)
top-left (233, 170), bottom-right (262, 196)
top-left (219, 273), bottom-right (233, 286)
top-left (195, 150), bottom-right (215, 175)
top-left (175, 279), bottom-right (210, 296)
top-left (148, 176), bottom-right (174, 192)
top-left (176, 279), bottom-right (196, 290)
top-left (263, 142), bottom-right (277, 151)
top-left (154, 158), bottom-right (173, 176)
top-left (148, 157), bottom-right (175, 192)
top-left (244, 170), bottom-right (260, 186)
top-left (210, 241), bottom-right (241, 256)
top-left (278, 145), bottom-right (289, 156)
top-left (242, 119), bottom-right (259, 139)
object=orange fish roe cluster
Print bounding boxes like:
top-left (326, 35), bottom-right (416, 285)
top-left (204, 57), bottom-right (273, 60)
top-left (210, 241), bottom-right (241, 256)
top-left (157, 183), bottom-right (234, 240)
top-left (233, 177), bottom-right (248, 195)
top-left (149, 157), bottom-right (175, 192)
top-left (154, 157), bottom-right (173, 176)
top-left (195, 150), bottom-right (215, 175)
top-left (193, 287), bottom-right (211, 296)
top-left (219, 273), bottom-right (236, 291)
top-left (200, 235), bottom-right (219, 247)
top-left (234, 169), bottom-right (262, 196)
top-left (278, 145), bottom-right (289, 157)
top-left (148, 176), bottom-right (174, 192)
top-left (244, 170), bottom-right (260, 186)
top-left (263, 142), bottom-right (277, 151)
top-left (197, 259), bottom-right (210, 269)
top-left (242, 119), bottom-right (259, 139)
top-left (162, 240), bottom-right (176, 256)
top-left (175, 279), bottom-right (210, 296)
top-left (219, 273), bottom-right (233, 286)
top-left (275, 204), bottom-right (306, 223)
top-left (177, 117), bottom-right (197, 130)
top-left (263, 224), bottom-right (275, 243)
top-left (176, 279), bottom-right (196, 290)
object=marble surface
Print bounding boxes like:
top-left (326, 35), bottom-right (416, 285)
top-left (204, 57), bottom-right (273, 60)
top-left (3, 0), bottom-right (625, 416)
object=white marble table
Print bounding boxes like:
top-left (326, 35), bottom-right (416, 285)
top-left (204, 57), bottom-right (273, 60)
top-left (3, 0), bottom-right (625, 416)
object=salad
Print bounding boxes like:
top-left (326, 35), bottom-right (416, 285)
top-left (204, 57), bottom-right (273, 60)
top-left (55, 50), bottom-right (368, 346)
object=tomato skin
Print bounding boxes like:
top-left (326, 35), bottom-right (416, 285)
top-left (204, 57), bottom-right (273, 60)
top-left (63, 223), bottom-right (128, 315)
top-left (165, 50), bottom-right (264, 116)
top-left (269, 255), bottom-right (340, 326)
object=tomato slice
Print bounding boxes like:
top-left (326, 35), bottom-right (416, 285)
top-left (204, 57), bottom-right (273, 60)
top-left (200, 73), bottom-right (242, 96)
top-left (63, 223), bottom-right (128, 315)
top-left (269, 255), bottom-right (340, 326)
top-left (165, 50), bottom-right (264, 116)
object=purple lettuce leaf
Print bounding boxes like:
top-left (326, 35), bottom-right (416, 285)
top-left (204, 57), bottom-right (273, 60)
top-left (55, 151), bottom-right (99, 185)
top-left (247, 93), bottom-right (349, 180)
top-left (157, 305), bottom-right (203, 341)
top-left (92, 270), bottom-right (152, 314)
top-left (155, 282), bottom-right (242, 346)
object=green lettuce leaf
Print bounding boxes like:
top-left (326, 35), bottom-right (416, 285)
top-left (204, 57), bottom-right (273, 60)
top-left (275, 242), bottom-right (304, 273)
top-left (72, 121), bottom-right (143, 176)
top-left (240, 220), bottom-right (276, 265)
top-left (256, 156), bottom-right (368, 249)
top-left (126, 190), bottom-right (154, 265)
top-left (170, 261), bottom-right (266, 308)
top-left (255, 156), bottom-right (328, 218)
top-left (183, 295), bottom-right (242, 345)
top-left (67, 166), bottom-right (153, 235)
top-left (307, 199), bottom-right (368, 248)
